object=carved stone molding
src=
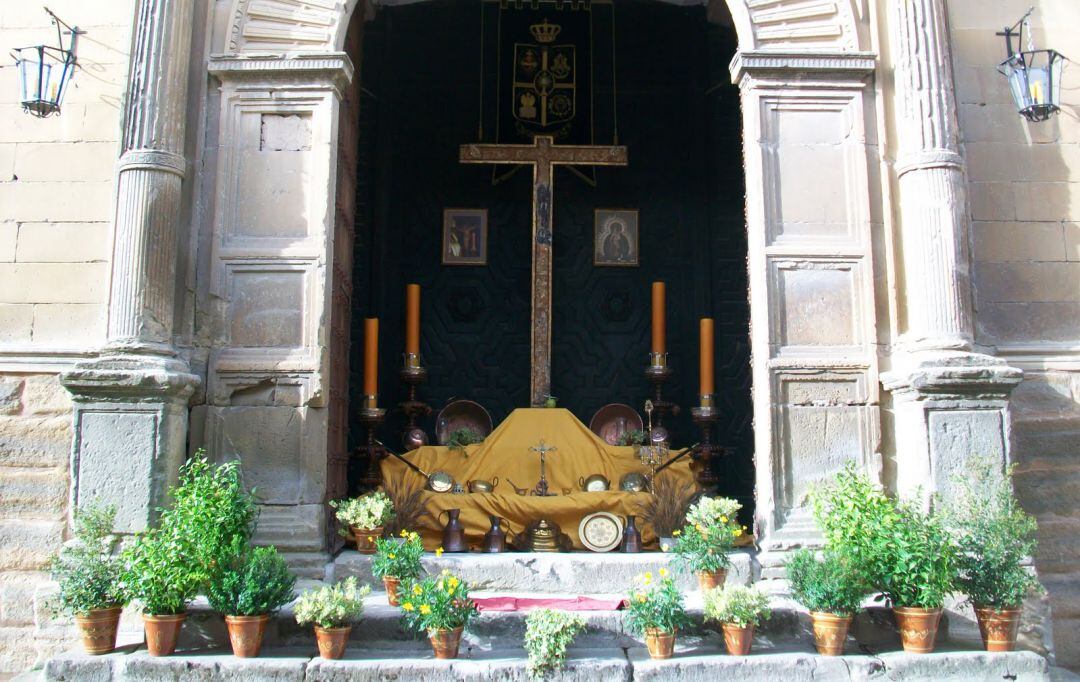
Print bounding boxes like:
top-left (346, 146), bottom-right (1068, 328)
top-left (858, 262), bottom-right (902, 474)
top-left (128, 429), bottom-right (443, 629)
top-left (730, 50), bottom-right (876, 83)
top-left (208, 53), bottom-right (355, 96)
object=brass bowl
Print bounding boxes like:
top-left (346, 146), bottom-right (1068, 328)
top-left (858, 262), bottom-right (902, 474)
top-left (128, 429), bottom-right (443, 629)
top-left (619, 472), bottom-right (648, 493)
top-left (579, 474), bottom-right (610, 492)
top-left (467, 478), bottom-right (498, 493)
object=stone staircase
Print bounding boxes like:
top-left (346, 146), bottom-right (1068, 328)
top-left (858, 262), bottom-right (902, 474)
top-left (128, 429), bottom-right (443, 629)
top-left (38, 550), bottom-right (1056, 681)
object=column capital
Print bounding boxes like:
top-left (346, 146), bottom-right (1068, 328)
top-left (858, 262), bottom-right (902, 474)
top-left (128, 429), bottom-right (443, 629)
top-left (881, 350), bottom-right (1023, 400)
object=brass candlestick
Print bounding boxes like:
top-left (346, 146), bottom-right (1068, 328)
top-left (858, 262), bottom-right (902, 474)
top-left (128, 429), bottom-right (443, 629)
top-left (639, 400), bottom-right (668, 492)
top-left (690, 396), bottom-right (721, 491)
top-left (644, 352), bottom-right (679, 440)
top-left (356, 396), bottom-right (387, 488)
top-left (399, 353), bottom-right (431, 450)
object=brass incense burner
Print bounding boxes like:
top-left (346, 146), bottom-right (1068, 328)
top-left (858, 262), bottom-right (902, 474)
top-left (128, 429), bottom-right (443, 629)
top-left (514, 519), bottom-right (572, 553)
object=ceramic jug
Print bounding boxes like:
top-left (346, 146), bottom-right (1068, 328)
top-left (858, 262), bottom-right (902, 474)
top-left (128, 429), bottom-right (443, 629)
top-left (622, 514), bottom-right (642, 553)
top-left (482, 515), bottom-right (508, 553)
top-left (440, 509), bottom-right (468, 553)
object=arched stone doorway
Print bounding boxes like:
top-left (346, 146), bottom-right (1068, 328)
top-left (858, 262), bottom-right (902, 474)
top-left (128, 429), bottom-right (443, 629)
top-left (201, 0), bottom-right (881, 560)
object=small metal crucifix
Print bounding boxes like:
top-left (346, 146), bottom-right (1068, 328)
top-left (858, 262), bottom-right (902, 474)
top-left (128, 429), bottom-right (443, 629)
top-left (460, 136), bottom-right (628, 406)
top-left (529, 439), bottom-right (558, 496)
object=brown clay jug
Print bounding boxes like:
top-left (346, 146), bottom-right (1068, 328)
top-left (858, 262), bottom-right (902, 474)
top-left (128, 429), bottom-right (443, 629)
top-left (622, 514), bottom-right (643, 553)
top-left (440, 509), bottom-right (468, 553)
top-left (482, 515), bottom-right (508, 553)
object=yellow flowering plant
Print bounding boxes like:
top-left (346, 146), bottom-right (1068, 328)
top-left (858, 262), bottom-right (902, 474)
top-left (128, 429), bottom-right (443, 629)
top-left (398, 569), bottom-right (477, 633)
top-left (371, 533), bottom-right (424, 581)
top-left (671, 496), bottom-right (744, 573)
top-left (623, 570), bottom-right (691, 635)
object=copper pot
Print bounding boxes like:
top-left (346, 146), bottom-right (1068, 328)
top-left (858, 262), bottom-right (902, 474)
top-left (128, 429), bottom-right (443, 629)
top-left (225, 614), bottom-right (269, 658)
top-left (143, 612), bottom-right (187, 657)
top-left (428, 626), bottom-right (464, 659)
top-left (75, 607), bottom-right (122, 655)
top-left (722, 623), bottom-right (755, 655)
top-left (314, 625), bottom-right (351, 659)
top-left (810, 611), bottom-right (852, 656)
top-left (644, 628), bottom-right (675, 659)
top-left (696, 569), bottom-right (727, 592)
top-left (975, 606), bottom-right (1022, 652)
top-left (893, 606), bottom-right (943, 654)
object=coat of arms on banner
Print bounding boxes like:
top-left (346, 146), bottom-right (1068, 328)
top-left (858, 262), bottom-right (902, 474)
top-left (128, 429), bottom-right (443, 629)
top-left (513, 19), bottom-right (576, 133)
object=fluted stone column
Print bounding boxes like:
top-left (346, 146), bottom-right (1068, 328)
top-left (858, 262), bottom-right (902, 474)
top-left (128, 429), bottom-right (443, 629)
top-left (60, 0), bottom-right (199, 533)
top-left (882, 0), bottom-right (1022, 498)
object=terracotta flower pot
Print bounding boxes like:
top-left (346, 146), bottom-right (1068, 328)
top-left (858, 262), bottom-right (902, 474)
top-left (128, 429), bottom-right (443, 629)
top-left (351, 525), bottom-right (383, 554)
top-left (428, 626), bottom-right (464, 659)
top-left (721, 623), bottom-right (755, 655)
top-left (383, 576), bottom-right (401, 606)
top-left (75, 607), bottom-right (122, 655)
top-left (142, 612), bottom-right (187, 657)
top-left (314, 625), bottom-right (351, 660)
top-left (696, 569), bottom-right (727, 592)
top-left (644, 628), bottom-right (676, 659)
top-left (975, 606), bottom-right (1022, 652)
top-left (810, 611), bottom-right (852, 656)
top-left (225, 614), bottom-right (269, 658)
top-left (893, 606), bottom-right (943, 654)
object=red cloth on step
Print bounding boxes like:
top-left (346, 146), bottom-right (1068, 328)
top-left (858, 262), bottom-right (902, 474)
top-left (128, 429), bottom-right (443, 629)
top-left (473, 596), bottom-right (628, 612)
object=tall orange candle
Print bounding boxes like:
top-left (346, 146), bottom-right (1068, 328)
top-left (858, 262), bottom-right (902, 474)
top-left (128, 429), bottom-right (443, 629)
top-left (699, 318), bottom-right (715, 396)
top-left (405, 284), bottom-right (421, 357)
top-left (363, 317), bottom-right (379, 397)
top-left (651, 282), bottom-right (666, 355)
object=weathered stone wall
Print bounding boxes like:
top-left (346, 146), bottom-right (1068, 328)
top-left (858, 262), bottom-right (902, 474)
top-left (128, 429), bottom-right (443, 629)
top-left (948, 0), bottom-right (1080, 669)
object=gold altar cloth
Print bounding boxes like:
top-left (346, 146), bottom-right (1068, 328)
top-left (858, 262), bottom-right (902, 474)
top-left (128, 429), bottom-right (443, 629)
top-left (380, 408), bottom-right (695, 551)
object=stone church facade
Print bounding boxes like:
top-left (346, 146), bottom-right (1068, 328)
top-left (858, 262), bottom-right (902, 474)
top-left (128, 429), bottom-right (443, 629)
top-left (0, 0), bottom-right (1077, 673)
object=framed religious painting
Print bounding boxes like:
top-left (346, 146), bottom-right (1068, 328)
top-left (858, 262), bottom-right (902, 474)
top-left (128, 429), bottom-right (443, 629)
top-left (594, 209), bottom-right (639, 266)
top-left (442, 209), bottom-right (488, 265)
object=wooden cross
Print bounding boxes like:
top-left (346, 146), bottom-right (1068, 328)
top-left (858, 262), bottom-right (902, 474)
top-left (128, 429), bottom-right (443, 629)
top-left (460, 135), bottom-right (628, 406)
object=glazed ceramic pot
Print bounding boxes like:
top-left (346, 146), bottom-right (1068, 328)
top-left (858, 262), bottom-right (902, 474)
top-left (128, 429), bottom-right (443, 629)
top-left (225, 614), bottom-right (269, 658)
top-left (383, 576), bottom-right (401, 606)
top-left (314, 625), bottom-right (351, 660)
top-left (696, 569), bottom-right (727, 592)
top-left (143, 612), bottom-right (187, 657)
top-left (975, 606), bottom-right (1022, 652)
top-left (428, 626), bottom-right (464, 659)
top-left (350, 525), bottom-right (383, 554)
top-left (644, 628), bottom-right (675, 659)
top-left (721, 623), bottom-right (755, 656)
top-left (893, 606), bottom-right (943, 654)
top-left (75, 607), bottom-right (122, 655)
top-left (810, 612), bottom-right (853, 656)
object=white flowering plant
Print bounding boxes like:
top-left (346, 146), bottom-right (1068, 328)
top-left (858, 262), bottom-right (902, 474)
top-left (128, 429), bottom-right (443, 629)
top-left (331, 491), bottom-right (394, 531)
top-left (294, 577), bottom-right (371, 629)
top-left (671, 496), bottom-right (745, 573)
top-left (703, 584), bottom-right (771, 629)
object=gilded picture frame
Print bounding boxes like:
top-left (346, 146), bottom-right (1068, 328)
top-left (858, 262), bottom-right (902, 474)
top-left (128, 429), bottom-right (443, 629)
top-left (594, 208), bottom-right (639, 267)
top-left (442, 208), bottom-right (488, 266)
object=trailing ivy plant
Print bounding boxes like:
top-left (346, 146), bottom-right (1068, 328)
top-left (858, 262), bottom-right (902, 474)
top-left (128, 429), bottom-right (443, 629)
top-left (943, 457), bottom-right (1041, 608)
top-left (206, 541), bottom-right (296, 616)
top-left (447, 428), bottom-right (483, 454)
top-left (49, 502), bottom-right (126, 616)
top-left (785, 549), bottom-right (868, 616)
top-left (524, 609), bottom-right (586, 680)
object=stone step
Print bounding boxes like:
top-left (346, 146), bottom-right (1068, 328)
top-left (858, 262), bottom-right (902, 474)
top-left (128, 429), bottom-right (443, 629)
top-left (42, 645), bottom-right (1051, 681)
top-left (331, 549), bottom-right (755, 594)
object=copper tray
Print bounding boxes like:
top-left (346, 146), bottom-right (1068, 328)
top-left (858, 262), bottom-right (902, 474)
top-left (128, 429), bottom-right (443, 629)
top-left (435, 399), bottom-right (494, 446)
top-left (589, 403), bottom-right (643, 446)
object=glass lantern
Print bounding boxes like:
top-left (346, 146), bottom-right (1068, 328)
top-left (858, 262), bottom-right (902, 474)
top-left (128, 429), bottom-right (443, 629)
top-left (11, 10), bottom-right (81, 118)
top-left (996, 9), bottom-right (1067, 123)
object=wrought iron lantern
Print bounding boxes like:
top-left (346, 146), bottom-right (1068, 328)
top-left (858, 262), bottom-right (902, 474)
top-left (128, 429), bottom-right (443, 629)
top-left (11, 8), bottom-right (82, 118)
top-left (997, 8), bottom-right (1066, 123)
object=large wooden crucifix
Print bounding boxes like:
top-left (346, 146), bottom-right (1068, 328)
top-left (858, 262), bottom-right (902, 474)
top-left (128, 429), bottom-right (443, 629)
top-left (460, 135), bottom-right (628, 406)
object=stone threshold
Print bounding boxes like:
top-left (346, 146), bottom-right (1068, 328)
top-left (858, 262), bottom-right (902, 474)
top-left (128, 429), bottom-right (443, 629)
top-left (40, 645), bottom-right (1052, 681)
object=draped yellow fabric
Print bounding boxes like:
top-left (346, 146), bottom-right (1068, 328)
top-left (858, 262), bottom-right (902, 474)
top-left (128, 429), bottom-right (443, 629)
top-left (379, 408), bottom-right (695, 551)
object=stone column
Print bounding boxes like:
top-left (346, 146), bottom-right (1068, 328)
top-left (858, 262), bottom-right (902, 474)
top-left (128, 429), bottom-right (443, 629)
top-left (60, 0), bottom-right (200, 533)
top-left (882, 0), bottom-right (1022, 498)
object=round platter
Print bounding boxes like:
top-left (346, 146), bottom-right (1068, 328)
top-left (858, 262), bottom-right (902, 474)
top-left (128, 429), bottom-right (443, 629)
top-left (589, 403), bottom-right (644, 446)
top-left (578, 511), bottom-right (624, 553)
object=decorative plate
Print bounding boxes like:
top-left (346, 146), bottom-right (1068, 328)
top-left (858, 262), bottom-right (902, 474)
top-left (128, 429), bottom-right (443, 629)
top-left (435, 399), bottom-right (494, 446)
top-left (578, 512), bottom-right (624, 553)
top-left (589, 403), bottom-right (644, 446)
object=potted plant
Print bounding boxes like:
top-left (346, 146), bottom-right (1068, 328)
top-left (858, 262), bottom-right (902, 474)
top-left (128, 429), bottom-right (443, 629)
top-left (813, 465), bottom-right (956, 654)
top-left (637, 474), bottom-right (693, 552)
top-left (294, 577), bottom-right (371, 659)
top-left (371, 532), bottom-right (424, 606)
top-left (785, 549), bottom-right (868, 655)
top-left (207, 543), bottom-right (297, 657)
top-left (398, 569), bottom-right (478, 659)
top-left (121, 454), bottom-right (258, 656)
top-left (524, 609), bottom-right (586, 679)
top-left (623, 569), bottom-right (691, 659)
top-left (944, 458), bottom-right (1042, 652)
top-left (48, 502), bottom-right (127, 655)
top-left (671, 496), bottom-right (744, 590)
top-left (703, 584), bottom-right (771, 655)
top-left (331, 491), bottom-right (394, 554)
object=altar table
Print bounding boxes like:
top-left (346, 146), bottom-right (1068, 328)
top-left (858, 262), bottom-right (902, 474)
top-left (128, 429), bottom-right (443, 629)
top-left (380, 408), bottom-right (695, 551)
